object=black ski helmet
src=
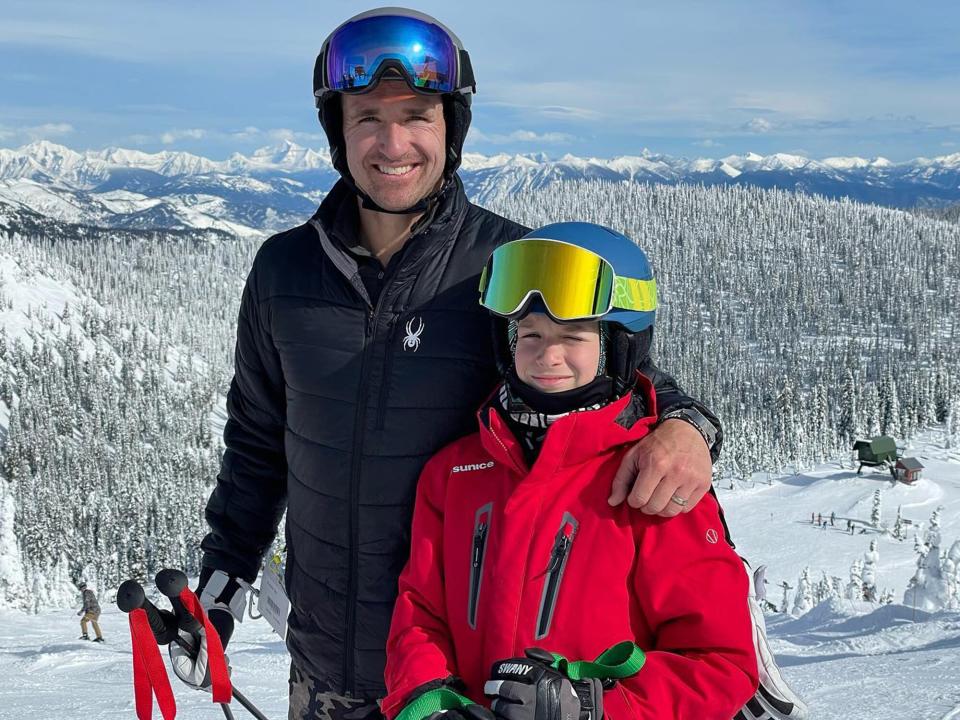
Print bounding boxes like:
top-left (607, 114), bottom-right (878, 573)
top-left (313, 7), bottom-right (476, 213)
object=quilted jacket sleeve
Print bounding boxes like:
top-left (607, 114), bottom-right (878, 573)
top-left (639, 356), bottom-right (724, 462)
top-left (382, 450), bottom-right (460, 719)
top-left (604, 493), bottom-right (758, 720)
top-left (200, 259), bottom-right (288, 583)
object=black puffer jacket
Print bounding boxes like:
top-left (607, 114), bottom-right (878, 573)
top-left (200, 177), bottom-right (721, 699)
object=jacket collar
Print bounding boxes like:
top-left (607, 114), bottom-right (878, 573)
top-left (478, 373), bottom-right (658, 479)
top-left (313, 175), bottom-right (466, 250)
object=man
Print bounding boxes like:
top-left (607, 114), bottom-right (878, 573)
top-left (77, 581), bottom-right (104, 643)
top-left (196, 8), bottom-right (724, 719)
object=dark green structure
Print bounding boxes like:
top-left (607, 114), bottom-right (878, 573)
top-left (853, 435), bottom-right (899, 474)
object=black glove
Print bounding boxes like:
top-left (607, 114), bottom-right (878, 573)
top-left (205, 607), bottom-right (235, 648)
top-left (195, 568), bottom-right (242, 649)
top-left (484, 649), bottom-right (604, 720)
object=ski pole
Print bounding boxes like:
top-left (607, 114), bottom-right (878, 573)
top-left (155, 569), bottom-right (272, 720)
top-left (116, 579), bottom-right (179, 720)
top-left (118, 579), bottom-right (239, 720)
top-left (117, 579), bottom-right (181, 643)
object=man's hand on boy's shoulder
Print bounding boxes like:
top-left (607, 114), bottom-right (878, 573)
top-left (607, 419), bottom-right (713, 516)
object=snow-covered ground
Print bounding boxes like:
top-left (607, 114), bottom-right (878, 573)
top-left (1, 432), bottom-right (959, 719)
top-left (0, 599), bottom-right (290, 720)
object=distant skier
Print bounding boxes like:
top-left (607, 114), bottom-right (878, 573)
top-left (76, 582), bottom-right (104, 642)
top-left (811, 512), bottom-right (816, 524)
top-left (830, 511), bottom-right (835, 526)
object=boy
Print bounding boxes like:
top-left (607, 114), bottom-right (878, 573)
top-left (383, 223), bottom-right (758, 719)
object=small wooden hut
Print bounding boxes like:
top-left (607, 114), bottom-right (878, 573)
top-left (893, 457), bottom-right (924, 484)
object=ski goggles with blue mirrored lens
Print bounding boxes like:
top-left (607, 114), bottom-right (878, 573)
top-left (317, 13), bottom-right (475, 97)
top-left (478, 239), bottom-right (657, 322)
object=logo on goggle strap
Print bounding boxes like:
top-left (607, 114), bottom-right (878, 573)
top-left (403, 317), bottom-right (425, 352)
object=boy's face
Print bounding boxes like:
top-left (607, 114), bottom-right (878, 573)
top-left (514, 313), bottom-right (601, 394)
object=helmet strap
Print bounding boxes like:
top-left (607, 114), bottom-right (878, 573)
top-left (607, 326), bottom-right (653, 395)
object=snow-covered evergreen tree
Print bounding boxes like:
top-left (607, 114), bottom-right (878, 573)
top-left (0, 480), bottom-right (27, 607)
top-left (793, 566), bottom-right (815, 614)
top-left (892, 505), bottom-right (906, 541)
top-left (870, 488), bottom-right (883, 528)
top-left (862, 539), bottom-right (880, 601)
top-left (846, 558), bottom-right (864, 601)
top-left (904, 507), bottom-right (951, 610)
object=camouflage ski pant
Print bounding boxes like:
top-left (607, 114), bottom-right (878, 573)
top-left (288, 664), bottom-right (384, 720)
top-left (80, 611), bottom-right (103, 640)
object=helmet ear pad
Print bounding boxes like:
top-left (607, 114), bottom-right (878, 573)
top-left (606, 324), bottom-right (653, 395)
top-left (318, 90), bottom-right (472, 185)
top-left (490, 314), bottom-right (513, 376)
top-left (443, 92), bottom-right (472, 177)
top-left (318, 92), bottom-right (349, 179)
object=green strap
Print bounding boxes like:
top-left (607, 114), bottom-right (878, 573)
top-left (395, 688), bottom-right (474, 720)
top-left (549, 641), bottom-right (646, 682)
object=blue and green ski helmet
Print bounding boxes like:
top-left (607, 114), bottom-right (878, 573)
top-left (479, 221), bottom-right (657, 333)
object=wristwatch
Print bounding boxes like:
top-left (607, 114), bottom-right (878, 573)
top-left (659, 407), bottom-right (718, 452)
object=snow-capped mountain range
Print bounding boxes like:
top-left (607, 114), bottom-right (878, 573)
top-left (3, 140), bottom-right (960, 236)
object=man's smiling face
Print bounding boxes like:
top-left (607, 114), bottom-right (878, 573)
top-left (341, 81), bottom-right (446, 212)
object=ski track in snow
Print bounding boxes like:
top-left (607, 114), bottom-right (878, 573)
top-left (2, 431), bottom-right (960, 719)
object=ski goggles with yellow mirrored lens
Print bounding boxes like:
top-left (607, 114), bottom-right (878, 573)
top-left (478, 239), bottom-right (657, 322)
top-left (316, 13), bottom-right (475, 97)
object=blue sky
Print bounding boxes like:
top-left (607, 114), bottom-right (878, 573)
top-left (2, 0), bottom-right (959, 161)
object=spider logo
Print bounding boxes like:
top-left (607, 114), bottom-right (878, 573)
top-left (402, 317), bottom-right (425, 352)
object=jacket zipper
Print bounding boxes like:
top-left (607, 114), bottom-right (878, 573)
top-left (535, 512), bottom-right (578, 640)
top-left (344, 295), bottom-right (387, 695)
top-left (468, 502), bottom-right (493, 629)
top-left (374, 318), bottom-right (401, 431)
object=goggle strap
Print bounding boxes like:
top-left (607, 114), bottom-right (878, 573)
top-left (459, 49), bottom-right (476, 91)
top-left (613, 277), bottom-right (657, 313)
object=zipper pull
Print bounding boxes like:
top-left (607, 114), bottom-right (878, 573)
top-left (547, 522), bottom-right (576, 573)
top-left (546, 534), bottom-right (568, 573)
top-left (473, 522), bottom-right (487, 568)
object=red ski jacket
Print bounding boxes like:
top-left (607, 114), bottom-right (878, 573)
top-left (383, 377), bottom-right (757, 720)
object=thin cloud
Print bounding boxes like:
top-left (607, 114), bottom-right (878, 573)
top-left (744, 117), bottom-right (774, 134)
top-left (469, 127), bottom-right (574, 146)
top-left (161, 128), bottom-right (207, 144)
top-left (152, 126), bottom-right (326, 147)
top-left (539, 105), bottom-right (602, 121)
top-left (0, 123), bottom-right (75, 144)
top-left (694, 139), bottom-right (723, 148)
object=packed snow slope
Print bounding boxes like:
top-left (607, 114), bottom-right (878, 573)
top-left (1, 433), bottom-right (959, 720)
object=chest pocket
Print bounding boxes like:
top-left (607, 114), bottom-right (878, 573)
top-left (272, 298), bottom-right (368, 397)
top-left (374, 305), bottom-right (497, 431)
